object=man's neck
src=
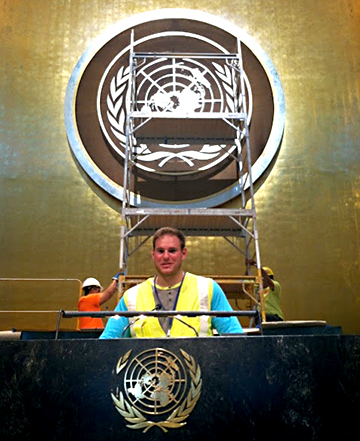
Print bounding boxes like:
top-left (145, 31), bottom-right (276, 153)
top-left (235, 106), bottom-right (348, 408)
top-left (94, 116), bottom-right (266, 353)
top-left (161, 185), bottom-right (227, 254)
top-left (156, 271), bottom-right (185, 288)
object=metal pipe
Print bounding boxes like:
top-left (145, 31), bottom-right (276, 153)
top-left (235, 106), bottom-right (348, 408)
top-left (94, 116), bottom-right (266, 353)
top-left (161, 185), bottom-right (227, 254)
top-left (61, 310), bottom-right (258, 318)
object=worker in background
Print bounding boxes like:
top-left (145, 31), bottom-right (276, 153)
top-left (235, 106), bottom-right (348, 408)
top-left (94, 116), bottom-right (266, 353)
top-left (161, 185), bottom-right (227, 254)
top-left (100, 227), bottom-right (243, 338)
top-left (77, 274), bottom-right (119, 330)
top-left (247, 259), bottom-right (284, 322)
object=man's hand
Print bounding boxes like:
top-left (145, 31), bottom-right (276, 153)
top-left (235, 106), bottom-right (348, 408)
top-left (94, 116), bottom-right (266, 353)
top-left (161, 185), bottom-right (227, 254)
top-left (246, 258), bottom-right (256, 267)
top-left (112, 271), bottom-right (122, 281)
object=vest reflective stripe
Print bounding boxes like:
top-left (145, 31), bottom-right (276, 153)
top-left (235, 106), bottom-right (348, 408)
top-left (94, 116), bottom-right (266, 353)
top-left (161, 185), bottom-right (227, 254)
top-left (125, 284), bottom-right (143, 338)
top-left (197, 276), bottom-right (212, 337)
top-left (124, 274), bottom-right (213, 337)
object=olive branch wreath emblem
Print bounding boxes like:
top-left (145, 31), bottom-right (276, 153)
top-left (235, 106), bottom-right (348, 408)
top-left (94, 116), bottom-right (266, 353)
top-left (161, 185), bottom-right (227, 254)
top-left (105, 61), bottom-right (242, 171)
top-left (111, 349), bottom-right (202, 433)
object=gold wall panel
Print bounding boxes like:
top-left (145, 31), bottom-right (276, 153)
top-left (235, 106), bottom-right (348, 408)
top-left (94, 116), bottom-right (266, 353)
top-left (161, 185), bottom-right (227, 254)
top-left (0, 0), bottom-right (359, 333)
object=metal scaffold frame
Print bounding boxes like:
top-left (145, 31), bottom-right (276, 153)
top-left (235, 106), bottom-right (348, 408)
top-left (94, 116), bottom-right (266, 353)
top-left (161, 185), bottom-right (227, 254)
top-left (119, 31), bottom-right (266, 323)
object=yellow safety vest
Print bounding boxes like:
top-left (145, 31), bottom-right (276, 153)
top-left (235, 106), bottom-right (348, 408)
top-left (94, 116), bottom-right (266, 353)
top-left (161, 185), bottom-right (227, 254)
top-left (124, 273), bottom-right (214, 337)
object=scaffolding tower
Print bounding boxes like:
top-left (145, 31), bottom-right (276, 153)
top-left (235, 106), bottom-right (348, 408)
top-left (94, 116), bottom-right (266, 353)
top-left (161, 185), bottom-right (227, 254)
top-left (118, 32), bottom-right (265, 323)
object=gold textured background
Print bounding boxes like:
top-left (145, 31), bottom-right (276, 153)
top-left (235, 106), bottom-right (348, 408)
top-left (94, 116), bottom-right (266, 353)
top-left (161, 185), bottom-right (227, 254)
top-left (0, 0), bottom-right (359, 333)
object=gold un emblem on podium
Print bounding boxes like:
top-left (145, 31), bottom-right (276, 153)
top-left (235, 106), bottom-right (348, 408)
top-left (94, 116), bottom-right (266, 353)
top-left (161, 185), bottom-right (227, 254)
top-left (111, 348), bottom-right (202, 432)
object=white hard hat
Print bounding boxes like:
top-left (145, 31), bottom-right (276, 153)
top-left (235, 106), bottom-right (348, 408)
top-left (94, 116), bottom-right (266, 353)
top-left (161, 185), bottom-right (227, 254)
top-left (82, 277), bottom-right (102, 289)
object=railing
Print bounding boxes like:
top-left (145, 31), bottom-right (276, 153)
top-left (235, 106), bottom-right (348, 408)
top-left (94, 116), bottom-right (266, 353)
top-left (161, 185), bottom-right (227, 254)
top-left (0, 278), bottom-right (261, 338)
top-left (0, 278), bottom-right (82, 331)
top-left (59, 309), bottom-right (261, 339)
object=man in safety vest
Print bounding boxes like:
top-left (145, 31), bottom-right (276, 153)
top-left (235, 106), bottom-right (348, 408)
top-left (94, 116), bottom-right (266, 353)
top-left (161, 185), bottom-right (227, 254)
top-left (247, 258), bottom-right (284, 323)
top-left (261, 266), bottom-right (284, 322)
top-left (100, 227), bottom-right (243, 338)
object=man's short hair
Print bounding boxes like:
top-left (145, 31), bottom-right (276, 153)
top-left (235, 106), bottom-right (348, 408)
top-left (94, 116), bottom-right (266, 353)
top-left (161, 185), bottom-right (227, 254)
top-left (82, 286), bottom-right (100, 296)
top-left (152, 227), bottom-right (186, 250)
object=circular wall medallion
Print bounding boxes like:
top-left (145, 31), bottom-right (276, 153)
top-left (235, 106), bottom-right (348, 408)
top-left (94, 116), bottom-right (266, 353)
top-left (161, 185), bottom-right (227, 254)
top-left (65, 9), bottom-right (285, 208)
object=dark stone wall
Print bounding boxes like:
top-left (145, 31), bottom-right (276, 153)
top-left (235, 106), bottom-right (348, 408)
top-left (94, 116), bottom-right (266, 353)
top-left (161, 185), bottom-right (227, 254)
top-left (0, 335), bottom-right (359, 441)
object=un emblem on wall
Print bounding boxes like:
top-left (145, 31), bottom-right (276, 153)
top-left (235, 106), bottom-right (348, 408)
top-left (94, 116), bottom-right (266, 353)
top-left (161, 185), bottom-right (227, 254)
top-left (97, 46), bottom-right (253, 175)
top-left (111, 348), bottom-right (202, 432)
top-left (65, 9), bottom-right (285, 207)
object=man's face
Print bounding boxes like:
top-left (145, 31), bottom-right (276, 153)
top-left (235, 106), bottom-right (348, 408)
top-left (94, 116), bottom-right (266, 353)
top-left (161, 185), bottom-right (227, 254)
top-left (152, 234), bottom-right (187, 278)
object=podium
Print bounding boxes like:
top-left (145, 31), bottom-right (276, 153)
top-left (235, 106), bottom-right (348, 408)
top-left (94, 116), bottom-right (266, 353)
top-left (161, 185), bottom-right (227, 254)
top-left (0, 335), bottom-right (359, 440)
